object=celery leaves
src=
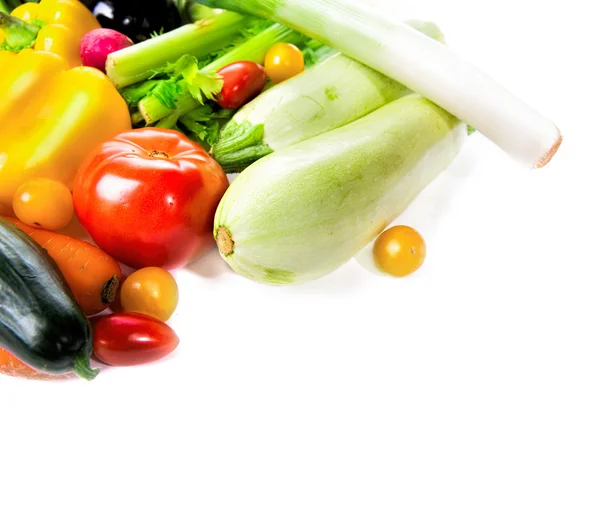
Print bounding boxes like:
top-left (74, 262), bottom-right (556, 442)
top-left (148, 55), bottom-right (224, 108)
top-left (155, 105), bottom-right (234, 151)
top-left (178, 106), bottom-right (235, 149)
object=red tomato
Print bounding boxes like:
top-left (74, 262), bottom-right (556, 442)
top-left (93, 313), bottom-right (179, 367)
top-left (216, 61), bottom-right (267, 110)
top-left (73, 128), bottom-right (229, 269)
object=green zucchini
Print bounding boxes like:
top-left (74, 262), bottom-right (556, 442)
top-left (0, 218), bottom-right (98, 379)
top-left (214, 95), bottom-right (467, 284)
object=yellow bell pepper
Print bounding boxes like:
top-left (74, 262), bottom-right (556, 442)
top-left (2, 0), bottom-right (99, 66)
top-left (0, 50), bottom-right (131, 209)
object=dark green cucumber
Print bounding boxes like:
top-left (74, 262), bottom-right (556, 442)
top-left (0, 218), bottom-right (98, 380)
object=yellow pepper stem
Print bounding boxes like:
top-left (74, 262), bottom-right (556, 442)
top-left (0, 12), bottom-right (42, 50)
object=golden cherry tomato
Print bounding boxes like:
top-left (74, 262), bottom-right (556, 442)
top-left (120, 267), bottom-right (179, 322)
top-left (34, 24), bottom-right (82, 68)
top-left (11, 2), bottom-right (40, 22)
top-left (264, 43), bottom-right (305, 84)
top-left (13, 178), bottom-right (74, 230)
top-left (373, 225), bottom-right (427, 277)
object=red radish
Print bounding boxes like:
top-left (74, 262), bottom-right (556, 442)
top-left (80, 28), bottom-right (133, 74)
top-left (216, 61), bottom-right (267, 110)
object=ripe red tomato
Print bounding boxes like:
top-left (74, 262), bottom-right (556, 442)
top-left (73, 128), bottom-right (229, 269)
top-left (93, 313), bottom-right (179, 367)
top-left (216, 60), bottom-right (267, 110)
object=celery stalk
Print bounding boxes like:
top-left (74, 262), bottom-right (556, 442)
top-left (140, 89), bottom-right (198, 126)
top-left (138, 22), bottom-right (310, 125)
top-left (193, 0), bottom-right (562, 168)
top-left (106, 11), bottom-right (254, 89)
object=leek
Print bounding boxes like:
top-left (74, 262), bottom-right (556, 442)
top-left (214, 94), bottom-right (467, 285)
top-left (212, 19), bottom-right (445, 172)
top-left (194, 0), bottom-right (562, 168)
top-left (106, 11), bottom-right (256, 89)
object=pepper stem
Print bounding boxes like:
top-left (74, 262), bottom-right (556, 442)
top-left (0, 13), bottom-right (42, 51)
top-left (73, 353), bottom-right (100, 381)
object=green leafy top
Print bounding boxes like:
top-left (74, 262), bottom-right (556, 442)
top-left (150, 27), bottom-right (165, 39)
top-left (124, 54), bottom-right (232, 150)
top-left (177, 105), bottom-right (235, 150)
top-left (148, 55), bottom-right (224, 109)
top-left (119, 16), bottom-right (330, 150)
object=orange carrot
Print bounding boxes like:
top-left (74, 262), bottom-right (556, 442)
top-left (4, 217), bottom-right (123, 316)
top-left (0, 347), bottom-right (64, 380)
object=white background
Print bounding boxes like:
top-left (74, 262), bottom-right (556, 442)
top-left (1, 1), bottom-right (598, 523)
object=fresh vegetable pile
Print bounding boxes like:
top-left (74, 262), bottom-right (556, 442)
top-left (0, 0), bottom-right (562, 380)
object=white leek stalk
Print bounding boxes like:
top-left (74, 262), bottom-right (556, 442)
top-left (194, 0), bottom-right (562, 168)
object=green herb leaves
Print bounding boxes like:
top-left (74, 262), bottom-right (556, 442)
top-left (149, 55), bottom-right (224, 109)
top-left (178, 106), bottom-right (235, 149)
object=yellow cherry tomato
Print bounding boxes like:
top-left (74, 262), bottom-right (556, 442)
top-left (120, 267), bottom-right (179, 322)
top-left (34, 24), bottom-right (82, 68)
top-left (264, 42), bottom-right (305, 84)
top-left (13, 178), bottom-right (74, 230)
top-left (11, 2), bottom-right (41, 22)
top-left (373, 225), bottom-right (427, 277)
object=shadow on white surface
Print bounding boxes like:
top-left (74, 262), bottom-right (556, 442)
top-left (186, 246), bottom-right (232, 279)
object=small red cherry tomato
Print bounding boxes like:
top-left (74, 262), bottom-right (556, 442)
top-left (93, 313), bottom-right (180, 367)
top-left (216, 60), bottom-right (267, 110)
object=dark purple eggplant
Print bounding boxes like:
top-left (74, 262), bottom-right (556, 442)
top-left (80, 0), bottom-right (184, 42)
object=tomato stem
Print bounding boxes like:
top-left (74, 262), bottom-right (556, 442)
top-left (148, 150), bottom-right (171, 159)
top-left (101, 275), bottom-right (121, 305)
